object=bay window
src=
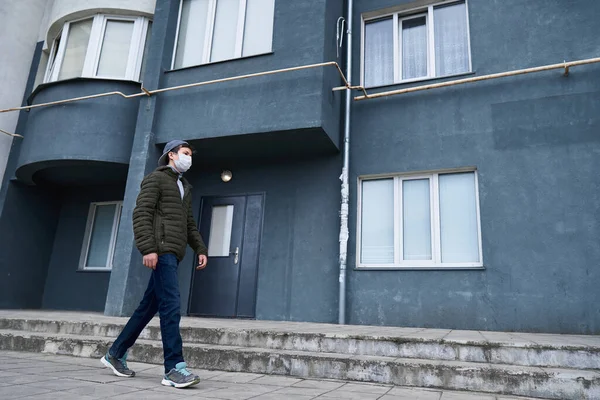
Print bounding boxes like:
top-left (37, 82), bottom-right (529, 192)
top-left (45, 15), bottom-right (152, 83)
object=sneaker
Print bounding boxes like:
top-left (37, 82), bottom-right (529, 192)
top-left (161, 362), bottom-right (200, 388)
top-left (101, 352), bottom-right (136, 377)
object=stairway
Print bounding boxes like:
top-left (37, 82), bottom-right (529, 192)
top-left (0, 311), bottom-right (598, 399)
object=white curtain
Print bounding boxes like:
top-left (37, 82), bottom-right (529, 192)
top-left (211, 0), bottom-right (240, 62)
top-left (403, 179), bottom-right (432, 260)
top-left (402, 16), bottom-right (428, 80)
top-left (434, 1), bottom-right (469, 76)
top-left (59, 19), bottom-right (93, 80)
top-left (175, 0), bottom-right (209, 68)
top-left (243, 0), bottom-right (275, 57)
top-left (86, 204), bottom-right (117, 268)
top-left (361, 179), bottom-right (394, 264)
top-left (364, 18), bottom-right (393, 87)
top-left (439, 172), bottom-right (479, 263)
top-left (97, 20), bottom-right (134, 78)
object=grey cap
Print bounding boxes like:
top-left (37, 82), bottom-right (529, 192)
top-left (158, 140), bottom-right (191, 166)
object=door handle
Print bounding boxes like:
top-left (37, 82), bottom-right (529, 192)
top-left (230, 247), bottom-right (239, 264)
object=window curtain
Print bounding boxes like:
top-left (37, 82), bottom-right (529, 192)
top-left (434, 1), bottom-right (470, 76)
top-left (364, 18), bottom-right (393, 87)
top-left (402, 16), bottom-right (428, 80)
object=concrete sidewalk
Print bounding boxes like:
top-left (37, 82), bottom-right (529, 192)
top-left (0, 351), bottom-right (541, 400)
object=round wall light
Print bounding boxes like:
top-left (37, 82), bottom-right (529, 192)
top-left (221, 170), bottom-right (233, 182)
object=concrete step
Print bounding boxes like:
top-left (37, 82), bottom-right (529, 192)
top-left (1, 316), bottom-right (599, 371)
top-left (0, 329), bottom-right (598, 400)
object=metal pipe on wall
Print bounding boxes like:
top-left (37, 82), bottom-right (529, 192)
top-left (0, 61), bottom-right (350, 137)
top-left (354, 57), bottom-right (600, 101)
top-left (338, 0), bottom-right (354, 325)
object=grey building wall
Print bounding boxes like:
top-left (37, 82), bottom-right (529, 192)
top-left (105, 0), bottom-right (344, 316)
top-left (154, 0), bottom-right (343, 150)
top-left (42, 185), bottom-right (125, 312)
top-left (178, 156), bottom-right (342, 322)
top-left (0, 39), bottom-right (61, 310)
top-left (0, 0), bottom-right (48, 182)
top-left (2, 0), bottom-right (598, 336)
top-left (16, 80), bottom-right (140, 185)
top-left (0, 183), bottom-right (61, 309)
top-left (346, 0), bottom-right (600, 333)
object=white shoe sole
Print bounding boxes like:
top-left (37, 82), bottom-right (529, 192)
top-left (161, 378), bottom-right (200, 388)
top-left (100, 356), bottom-right (134, 378)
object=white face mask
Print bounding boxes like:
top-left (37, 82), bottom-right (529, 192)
top-left (174, 153), bottom-right (192, 173)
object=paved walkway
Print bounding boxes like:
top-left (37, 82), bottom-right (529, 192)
top-left (0, 351), bottom-right (541, 400)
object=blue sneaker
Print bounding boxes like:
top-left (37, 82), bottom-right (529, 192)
top-left (101, 352), bottom-right (135, 377)
top-left (161, 362), bottom-right (200, 388)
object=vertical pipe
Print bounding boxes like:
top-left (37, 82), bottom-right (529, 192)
top-left (339, 0), bottom-right (353, 325)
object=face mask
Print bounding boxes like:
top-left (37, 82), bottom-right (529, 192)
top-left (174, 153), bottom-right (192, 173)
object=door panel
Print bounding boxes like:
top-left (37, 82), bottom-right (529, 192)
top-left (188, 194), bottom-right (264, 318)
top-left (189, 196), bottom-right (246, 317)
top-left (236, 194), bottom-right (264, 318)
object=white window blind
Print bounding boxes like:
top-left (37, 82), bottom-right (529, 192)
top-left (97, 20), bottom-right (135, 78)
top-left (174, 0), bottom-right (275, 69)
top-left (58, 19), bottom-right (93, 80)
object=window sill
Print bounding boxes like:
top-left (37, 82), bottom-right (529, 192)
top-left (363, 71), bottom-right (476, 92)
top-left (167, 52), bottom-right (274, 73)
top-left (77, 268), bottom-right (112, 273)
top-left (355, 265), bottom-right (485, 271)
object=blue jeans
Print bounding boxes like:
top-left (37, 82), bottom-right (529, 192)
top-left (109, 254), bottom-right (184, 373)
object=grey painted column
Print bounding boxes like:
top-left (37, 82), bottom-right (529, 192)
top-left (105, 0), bottom-right (182, 316)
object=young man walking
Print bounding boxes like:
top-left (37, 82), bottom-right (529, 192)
top-left (101, 140), bottom-right (208, 388)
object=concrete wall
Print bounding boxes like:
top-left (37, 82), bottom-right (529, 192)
top-left (42, 185), bottom-right (125, 312)
top-left (0, 183), bottom-right (61, 309)
top-left (16, 80), bottom-right (141, 185)
top-left (179, 156), bottom-right (342, 322)
top-left (104, 0), bottom-right (345, 316)
top-left (154, 0), bottom-right (343, 148)
top-left (0, 0), bottom-right (48, 183)
top-left (0, 33), bottom-right (57, 311)
top-left (346, 0), bottom-right (600, 334)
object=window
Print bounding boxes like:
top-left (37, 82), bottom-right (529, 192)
top-left (208, 205), bottom-right (235, 257)
top-left (44, 15), bottom-right (152, 83)
top-left (79, 202), bottom-right (123, 271)
top-left (358, 170), bottom-right (482, 269)
top-left (173, 0), bottom-right (275, 69)
top-left (362, 0), bottom-right (471, 87)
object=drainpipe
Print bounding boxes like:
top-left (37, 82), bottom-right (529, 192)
top-left (338, 0), bottom-right (353, 325)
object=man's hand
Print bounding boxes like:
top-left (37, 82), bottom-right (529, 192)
top-left (196, 255), bottom-right (208, 270)
top-left (143, 253), bottom-right (158, 270)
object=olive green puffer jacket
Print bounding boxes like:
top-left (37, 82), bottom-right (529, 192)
top-left (133, 166), bottom-right (207, 261)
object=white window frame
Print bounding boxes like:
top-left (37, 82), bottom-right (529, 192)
top-left (356, 168), bottom-right (483, 270)
top-left (44, 14), bottom-right (151, 83)
top-left (172, 0), bottom-right (273, 69)
top-left (361, 0), bottom-right (472, 88)
top-left (78, 201), bottom-right (123, 271)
